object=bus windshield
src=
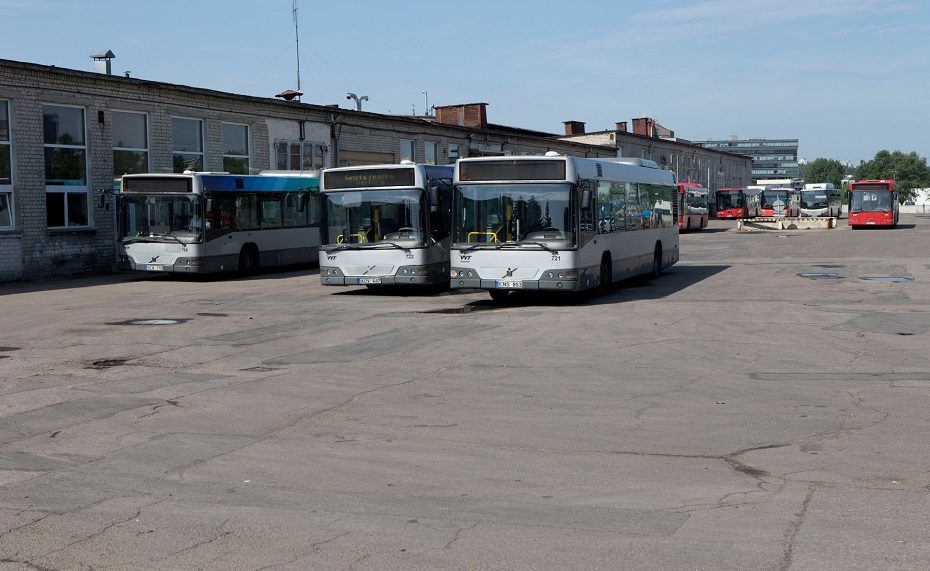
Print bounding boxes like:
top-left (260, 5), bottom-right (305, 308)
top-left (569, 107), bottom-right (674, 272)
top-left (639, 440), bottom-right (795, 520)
top-left (800, 191), bottom-right (828, 208)
top-left (850, 191), bottom-right (893, 212)
top-left (454, 183), bottom-right (573, 245)
top-left (715, 190), bottom-right (743, 210)
top-left (322, 188), bottom-right (426, 246)
top-left (762, 190), bottom-right (790, 208)
top-left (119, 194), bottom-right (203, 243)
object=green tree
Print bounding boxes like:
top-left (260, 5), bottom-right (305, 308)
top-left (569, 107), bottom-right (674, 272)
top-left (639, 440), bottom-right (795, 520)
top-left (802, 158), bottom-right (846, 188)
top-left (855, 150), bottom-right (930, 202)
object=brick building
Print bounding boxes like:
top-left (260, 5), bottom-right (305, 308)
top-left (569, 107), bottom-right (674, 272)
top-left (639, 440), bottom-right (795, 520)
top-left (0, 57), bottom-right (751, 281)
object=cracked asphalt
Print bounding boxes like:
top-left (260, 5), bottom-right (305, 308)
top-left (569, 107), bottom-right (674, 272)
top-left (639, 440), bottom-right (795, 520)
top-left (1, 215), bottom-right (929, 569)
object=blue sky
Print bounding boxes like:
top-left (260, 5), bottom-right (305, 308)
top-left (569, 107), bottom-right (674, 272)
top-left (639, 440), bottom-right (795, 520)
top-left (2, 0), bottom-right (928, 165)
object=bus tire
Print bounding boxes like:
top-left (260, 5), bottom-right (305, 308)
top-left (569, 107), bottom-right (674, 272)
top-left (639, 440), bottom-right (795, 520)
top-left (599, 255), bottom-right (612, 294)
top-left (651, 244), bottom-right (663, 279)
top-left (238, 245), bottom-right (259, 276)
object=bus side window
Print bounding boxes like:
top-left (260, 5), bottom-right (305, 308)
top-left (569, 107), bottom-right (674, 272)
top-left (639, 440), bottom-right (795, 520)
top-left (307, 193), bottom-right (321, 226)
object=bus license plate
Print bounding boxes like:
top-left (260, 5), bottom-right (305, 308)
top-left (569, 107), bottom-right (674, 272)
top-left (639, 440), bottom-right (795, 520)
top-left (866, 221), bottom-right (875, 225)
top-left (358, 277), bottom-right (382, 284)
top-left (496, 280), bottom-right (523, 289)
top-left (143, 264), bottom-right (163, 271)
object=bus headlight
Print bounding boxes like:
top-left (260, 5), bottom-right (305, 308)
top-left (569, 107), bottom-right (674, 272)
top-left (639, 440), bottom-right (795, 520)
top-left (450, 268), bottom-right (476, 278)
top-left (175, 257), bottom-right (203, 266)
top-left (397, 265), bottom-right (430, 276)
top-left (545, 269), bottom-right (578, 280)
top-left (321, 267), bottom-right (343, 276)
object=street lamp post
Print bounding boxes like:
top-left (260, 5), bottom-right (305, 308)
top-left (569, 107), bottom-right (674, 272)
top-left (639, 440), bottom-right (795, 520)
top-left (346, 92), bottom-right (368, 111)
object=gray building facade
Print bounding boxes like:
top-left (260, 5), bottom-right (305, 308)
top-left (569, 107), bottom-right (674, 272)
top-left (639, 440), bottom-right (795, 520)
top-left (0, 58), bottom-right (752, 281)
top-left (696, 137), bottom-right (800, 182)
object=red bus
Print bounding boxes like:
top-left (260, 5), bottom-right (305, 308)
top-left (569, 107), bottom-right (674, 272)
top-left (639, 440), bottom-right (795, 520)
top-left (714, 187), bottom-right (759, 219)
top-left (848, 179), bottom-right (898, 228)
top-left (677, 182), bottom-right (709, 231)
top-left (759, 186), bottom-right (800, 217)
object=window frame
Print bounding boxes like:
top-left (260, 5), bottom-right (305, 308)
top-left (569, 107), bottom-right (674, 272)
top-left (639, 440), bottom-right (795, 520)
top-left (424, 141), bottom-right (438, 165)
top-left (43, 103), bottom-right (90, 229)
top-left (274, 140), bottom-right (326, 171)
top-left (222, 122), bottom-right (251, 174)
top-left (400, 139), bottom-right (415, 163)
top-left (171, 116), bottom-right (205, 172)
top-left (0, 99), bottom-right (12, 229)
top-left (111, 109), bottom-right (150, 177)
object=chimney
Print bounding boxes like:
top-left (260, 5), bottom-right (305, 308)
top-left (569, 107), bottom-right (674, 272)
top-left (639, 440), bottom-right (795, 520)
top-left (434, 103), bottom-right (488, 129)
top-left (563, 121), bottom-right (585, 136)
top-left (632, 117), bottom-right (656, 137)
top-left (615, 122), bottom-right (627, 133)
top-left (90, 50), bottom-right (116, 75)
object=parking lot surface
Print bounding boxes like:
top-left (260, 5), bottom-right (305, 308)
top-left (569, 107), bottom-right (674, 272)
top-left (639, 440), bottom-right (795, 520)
top-left (1, 215), bottom-right (929, 569)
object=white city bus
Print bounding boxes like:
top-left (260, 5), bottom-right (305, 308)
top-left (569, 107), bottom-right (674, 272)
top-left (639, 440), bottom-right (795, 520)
top-left (450, 153), bottom-right (678, 300)
top-left (118, 171), bottom-right (320, 274)
top-left (799, 183), bottom-right (842, 217)
top-left (318, 163), bottom-right (454, 287)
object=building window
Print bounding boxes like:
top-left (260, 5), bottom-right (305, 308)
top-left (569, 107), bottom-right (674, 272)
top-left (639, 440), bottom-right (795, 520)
top-left (424, 141), bottom-right (438, 165)
top-left (172, 117), bottom-right (204, 172)
top-left (275, 140), bottom-right (325, 171)
top-left (43, 104), bottom-right (88, 228)
top-left (0, 100), bottom-right (12, 229)
top-left (222, 122), bottom-right (250, 174)
top-left (112, 110), bottom-right (149, 177)
top-left (400, 139), bottom-right (415, 162)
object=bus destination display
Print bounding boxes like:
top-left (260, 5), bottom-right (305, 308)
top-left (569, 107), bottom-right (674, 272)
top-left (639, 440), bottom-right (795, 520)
top-left (324, 168), bottom-right (415, 190)
top-left (459, 160), bottom-right (567, 182)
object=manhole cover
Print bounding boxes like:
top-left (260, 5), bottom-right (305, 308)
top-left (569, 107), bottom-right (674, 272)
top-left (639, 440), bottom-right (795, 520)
top-left (799, 272), bottom-right (841, 280)
top-left (108, 318), bottom-right (190, 326)
top-left (860, 276), bottom-right (913, 283)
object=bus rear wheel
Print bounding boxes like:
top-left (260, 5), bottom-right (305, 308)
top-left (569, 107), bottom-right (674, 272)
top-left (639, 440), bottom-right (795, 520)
top-left (651, 245), bottom-right (663, 279)
top-left (238, 246), bottom-right (259, 276)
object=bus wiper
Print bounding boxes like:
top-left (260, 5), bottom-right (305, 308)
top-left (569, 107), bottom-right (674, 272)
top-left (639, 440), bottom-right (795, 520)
top-left (503, 241), bottom-right (558, 253)
top-left (461, 243), bottom-right (503, 252)
top-left (147, 232), bottom-right (187, 247)
top-left (322, 244), bottom-right (365, 253)
top-left (370, 241), bottom-right (411, 254)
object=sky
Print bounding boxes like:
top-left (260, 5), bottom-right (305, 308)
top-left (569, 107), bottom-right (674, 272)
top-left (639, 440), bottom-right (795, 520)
top-left (2, 0), bottom-right (929, 165)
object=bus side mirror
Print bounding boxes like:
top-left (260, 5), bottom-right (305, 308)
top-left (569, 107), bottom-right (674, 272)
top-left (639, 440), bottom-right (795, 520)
top-left (297, 190), bottom-right (308, 213)
top-left (429, 184), bottom-right (440, 213)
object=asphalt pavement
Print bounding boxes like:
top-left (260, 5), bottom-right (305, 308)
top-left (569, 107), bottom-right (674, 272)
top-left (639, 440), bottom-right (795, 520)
top-left (0, 214), bottom-right (929, 570)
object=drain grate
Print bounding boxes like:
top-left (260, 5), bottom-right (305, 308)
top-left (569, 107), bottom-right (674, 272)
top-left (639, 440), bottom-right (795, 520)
top-left (860, 276), bottom-right (913, 283)
top-left (799, 272), bottom-right (841, 280)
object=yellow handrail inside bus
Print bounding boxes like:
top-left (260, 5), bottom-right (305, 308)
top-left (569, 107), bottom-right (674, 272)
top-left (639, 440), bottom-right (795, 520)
top-left (337, 233), bottom-right (367, 244)
top-left (467, 231), bottom-right (499, 243)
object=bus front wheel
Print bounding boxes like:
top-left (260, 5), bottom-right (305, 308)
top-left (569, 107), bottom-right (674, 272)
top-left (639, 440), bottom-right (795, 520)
top-left (238, 246), bottom-right (259, 276)
top-left (599, 256), bottom-right (612, 294)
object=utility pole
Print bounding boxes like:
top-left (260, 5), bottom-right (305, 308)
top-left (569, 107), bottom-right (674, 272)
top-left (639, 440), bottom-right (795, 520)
top-left (292, 0), bottom-right (301, 101)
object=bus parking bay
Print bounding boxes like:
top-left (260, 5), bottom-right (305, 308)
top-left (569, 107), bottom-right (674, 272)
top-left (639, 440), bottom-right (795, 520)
top-left (0, 215), bottom-right (929, 569)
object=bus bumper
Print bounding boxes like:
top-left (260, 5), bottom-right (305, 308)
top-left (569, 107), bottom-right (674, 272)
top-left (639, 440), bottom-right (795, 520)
top-left (122, 256), bottom-right (210, 273)
top-left (320, 264), bottom-right (448, 286)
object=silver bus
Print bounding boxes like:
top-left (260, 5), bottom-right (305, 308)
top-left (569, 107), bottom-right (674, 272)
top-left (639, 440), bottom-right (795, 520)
top-left (450, 153), bottom-right (678, 300)
top-left (319, 163), bottom-right (454, 287)
top-left (118, 171), bottom-right (320, 274)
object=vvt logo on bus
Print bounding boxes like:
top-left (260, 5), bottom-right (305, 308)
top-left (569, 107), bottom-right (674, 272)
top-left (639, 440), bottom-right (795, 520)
top-left (459, 253), bottom-right (472, 262)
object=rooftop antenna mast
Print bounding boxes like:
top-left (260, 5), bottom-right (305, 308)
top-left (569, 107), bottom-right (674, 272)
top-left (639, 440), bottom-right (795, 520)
top-left (293, 0), bottom-right (301, 101)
